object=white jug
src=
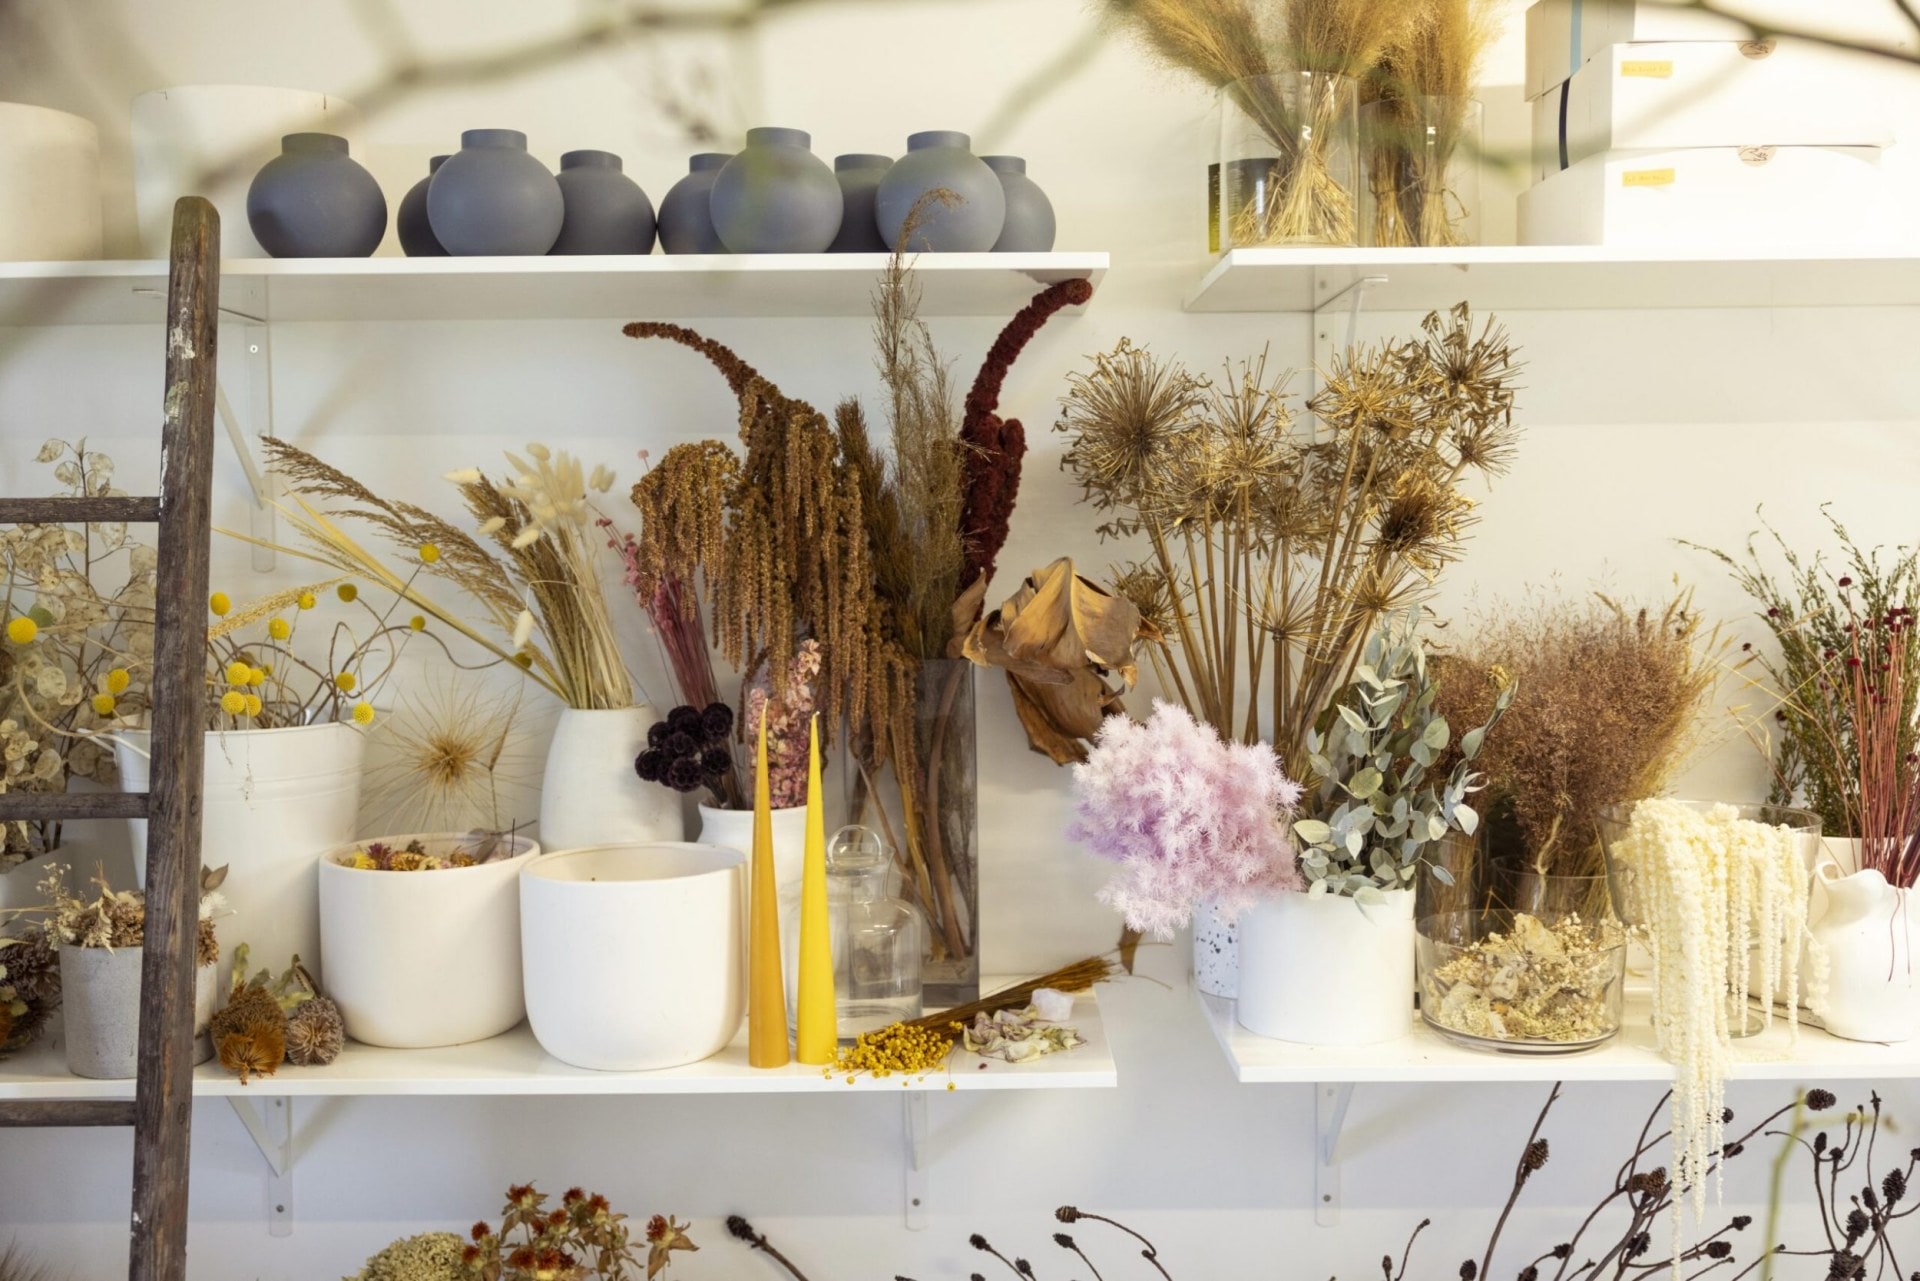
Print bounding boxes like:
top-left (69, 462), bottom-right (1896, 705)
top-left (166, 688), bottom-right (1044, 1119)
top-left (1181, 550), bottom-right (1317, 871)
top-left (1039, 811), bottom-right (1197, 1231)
top-left (1810, 857), bottom-right (1920, 1043)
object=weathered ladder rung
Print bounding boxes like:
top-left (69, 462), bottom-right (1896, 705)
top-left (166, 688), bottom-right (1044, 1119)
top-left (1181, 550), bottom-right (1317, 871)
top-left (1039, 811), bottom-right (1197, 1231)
top-left (0, 497), bottom-right (161, 524)
top-left (0, 792), bottom-right (148, 821)
top-left (0, 1100), bottom-right (137, 1128)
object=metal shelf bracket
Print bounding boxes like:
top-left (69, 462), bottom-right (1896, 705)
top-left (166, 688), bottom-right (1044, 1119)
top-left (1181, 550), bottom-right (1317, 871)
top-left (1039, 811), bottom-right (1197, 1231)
top-left (1314, 1082), bottom-right (1355, 1227)
top-left (226, 1095), bottom-right (293, 1237)
top-left (213, 319), bottom-right (277, 572)
top-left (1310, 273), bottom-right (1389, 396)
top-left (903, 1091), bottom-right (930, 1231)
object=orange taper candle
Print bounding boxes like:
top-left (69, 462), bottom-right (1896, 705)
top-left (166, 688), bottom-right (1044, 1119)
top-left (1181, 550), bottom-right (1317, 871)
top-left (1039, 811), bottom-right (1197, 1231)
top-left (794, 714), bottom-right (837, 1063)
top-left (747, 713), bottom-right (788, 1067)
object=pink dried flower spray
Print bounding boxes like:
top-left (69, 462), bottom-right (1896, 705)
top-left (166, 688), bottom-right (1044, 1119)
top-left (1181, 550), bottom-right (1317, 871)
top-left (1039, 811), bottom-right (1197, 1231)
top-left (1068, 701), bottom-right (1303, 938)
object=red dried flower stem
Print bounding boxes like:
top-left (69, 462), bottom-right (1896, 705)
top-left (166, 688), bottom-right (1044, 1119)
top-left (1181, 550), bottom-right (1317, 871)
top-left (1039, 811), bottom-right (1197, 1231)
top-left (1842, 600), bottom-right (1920, 888)
top-left (957, 277), bottom-right (1094, 598)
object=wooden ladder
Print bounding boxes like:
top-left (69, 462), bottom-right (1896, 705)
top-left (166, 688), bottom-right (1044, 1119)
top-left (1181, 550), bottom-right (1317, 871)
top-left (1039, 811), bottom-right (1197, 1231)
top-left (0, 197), bottom-right (220, 1281)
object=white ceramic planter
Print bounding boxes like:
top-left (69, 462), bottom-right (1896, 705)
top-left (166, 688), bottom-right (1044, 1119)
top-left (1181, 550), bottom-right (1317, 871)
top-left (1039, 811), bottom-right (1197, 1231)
top-left (696, 803), bottom-right (806, 903)
top-left (520, 842), bottom-right (744, 1071)
top-left (1192, 898), bottom-right (1238, 998)
top-left (116, 722), bottom-right (364, 985)
top-left (131, 85), bottom-right (361, 258)
top-left (0, 103), bottom-right (102, 261)
top-left (318, 832), bottom-right (541, 1048)
top-left (1237, 888), bottom-right (1415, 1045)
top-left (538, 707), bottom-right (683, 852)
top-left (60, 945), bottom-right (215, 1079)
top-left (1811, 861), bottom-right (1920, 1043)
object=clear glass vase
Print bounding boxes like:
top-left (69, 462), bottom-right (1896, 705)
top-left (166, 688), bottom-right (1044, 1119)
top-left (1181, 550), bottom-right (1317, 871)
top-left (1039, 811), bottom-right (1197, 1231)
top-left (1418, 872), bottom-right (1627, 1054)
top-left (1217, 72), bottom-right (1360, 249)
top-left (1361, 95), bottom-right (1483, 247)
top-left (846, 658), bottom-right (979, 1007)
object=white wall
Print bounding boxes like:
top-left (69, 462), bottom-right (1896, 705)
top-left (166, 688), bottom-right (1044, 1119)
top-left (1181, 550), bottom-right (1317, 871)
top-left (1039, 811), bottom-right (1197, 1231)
top-left (2, 1), bottom-right (1919, 1276)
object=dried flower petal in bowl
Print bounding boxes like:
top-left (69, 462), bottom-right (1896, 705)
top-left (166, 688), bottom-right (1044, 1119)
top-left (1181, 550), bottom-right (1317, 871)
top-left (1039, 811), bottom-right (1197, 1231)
top-left (1419, 909), bottom-right (1626, 1053)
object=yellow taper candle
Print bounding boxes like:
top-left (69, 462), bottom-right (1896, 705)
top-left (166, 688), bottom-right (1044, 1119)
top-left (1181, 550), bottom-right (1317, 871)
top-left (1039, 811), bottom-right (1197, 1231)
top-left (794, 714), bottom-right (836, 1063)
top-left (747, 713), bottom-right (788, 1068)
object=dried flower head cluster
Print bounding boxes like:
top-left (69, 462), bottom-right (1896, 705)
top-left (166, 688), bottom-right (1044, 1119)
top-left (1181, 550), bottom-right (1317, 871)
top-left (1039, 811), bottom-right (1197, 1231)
top-left (1059, 305), bottom-right (1520, 781)
top-left (347, 1231), bottom-right (467, 1281)
top-left (0, 928), bottom-right (59, 1053)
top-left (211, 945), bottom-right (341, 1083)
top-left (457, 1183), bottom-right (693, 1280)
top-left (1070, 701), bottom-right (1303, 937)
top-left (36, 861), bottom-right (223, 964)
top-left (1433, 590), bottom-right (1723, 880)
top-left (634, 702), bottom-right (735, 804)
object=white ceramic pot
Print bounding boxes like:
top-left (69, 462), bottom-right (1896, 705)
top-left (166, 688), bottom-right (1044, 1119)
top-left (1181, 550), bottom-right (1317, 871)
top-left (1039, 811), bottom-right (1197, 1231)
top-left (1236, 888), bottom-right (1415, 1045)
top-left (0, 103), bottom-right (102, 261)
top-left (1193, 898), bottom-right (1238, 999)
top-left (115, 722), bottom-right (364, 985)
top-left (60, 944), bottom-right (216, 1079)
top-left (520, 842), bottom-right (745, 1071)
top-left (318, 831), bottom-right (541, 1048)
top-left (131, 85), bottom-right (361, 258)
top-left (696, 803), bottom-right (806, 903)
top-left (538, 707), bottom-right (682, 851)
top-left (1811, 860), bottom-right (1920, 1043)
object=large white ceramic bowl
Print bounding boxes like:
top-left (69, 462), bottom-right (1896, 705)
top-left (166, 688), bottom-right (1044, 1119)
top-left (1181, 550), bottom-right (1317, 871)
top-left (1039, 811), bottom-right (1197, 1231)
top-left (318, 832), bottom-right (541, 1048)
top-left (520, 842), bottom-right (745, 1071)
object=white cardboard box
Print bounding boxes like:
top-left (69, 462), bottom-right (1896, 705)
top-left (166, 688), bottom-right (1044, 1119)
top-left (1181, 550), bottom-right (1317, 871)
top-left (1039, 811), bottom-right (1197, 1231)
top-left (1518, 145), bottom-right (1897, 247)
top-left (1525, 0), bottom-right (1751, 100)
top-left (1529, 41), bottom-right (1893, 182)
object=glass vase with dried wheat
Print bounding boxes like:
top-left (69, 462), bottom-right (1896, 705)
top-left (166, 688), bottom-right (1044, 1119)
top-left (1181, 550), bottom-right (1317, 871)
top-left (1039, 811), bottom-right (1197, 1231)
top-left (1219, 71), bottom-right (1360, 248)
top-left (1362, 94), bottom-right (1482, 247)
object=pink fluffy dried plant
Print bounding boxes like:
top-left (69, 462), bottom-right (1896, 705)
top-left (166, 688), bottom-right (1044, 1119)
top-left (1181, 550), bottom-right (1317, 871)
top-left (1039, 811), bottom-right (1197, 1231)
top-left (1068, 701), bottom-right (1303, 938)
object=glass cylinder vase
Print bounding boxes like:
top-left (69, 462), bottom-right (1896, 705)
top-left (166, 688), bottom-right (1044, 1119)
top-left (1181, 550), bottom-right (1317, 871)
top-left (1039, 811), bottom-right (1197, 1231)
top-left (1362, 95), bottom-right (1483, 247)
top-left (845, 657), bottom-right (979, 1007)
top-left (1217, 72), bottom-right (1360, 249)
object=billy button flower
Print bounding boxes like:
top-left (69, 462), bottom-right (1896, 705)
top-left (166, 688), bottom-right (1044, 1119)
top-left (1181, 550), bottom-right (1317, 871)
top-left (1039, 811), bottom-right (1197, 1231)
top-left (244, 694), bottom-right (263, 718)
top-left (225, 660), bottom-right (252, 686)
top-left (334, 671), bottom-right (357, 693)
top-left (296, 591), bottom-right (316, 610)
top-left (408, 615), bottom-right (426, 632)
top-left (336, 583), bottom-right (358, 603)
top-left (4, 616), bottom-right (36, 645)
top-left (220, 690), bottom-right (248, 716)
top-left (351, 701), bottom-right (375, 726)
top-left (106, 669), bottom-right (130, 695)
top-left (91, 693), bottom-right (117, 716)
top-left (418, 543), bottom-right (440, 564)
top-left (208, 591), bottom-right (230, 616)
top-left (267, 617), bottom-right (291, 641)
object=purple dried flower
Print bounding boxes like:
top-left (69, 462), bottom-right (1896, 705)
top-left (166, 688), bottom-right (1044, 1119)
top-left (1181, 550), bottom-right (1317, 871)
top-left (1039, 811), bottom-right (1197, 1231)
top-left (666, 757), bottom-right (703, 792)
top-left (1068, 701), bottom-right (1305, 937)
top-left (635, 750), bottom-right (668, 783)
top-left (664, 731), bottom-right (698, 759)
top-left (701, 702), bottom-right (734, 740)
top-left (667, 704), bottom-right (703, 735)
top-left (700, 747), bottom-right (733, 779)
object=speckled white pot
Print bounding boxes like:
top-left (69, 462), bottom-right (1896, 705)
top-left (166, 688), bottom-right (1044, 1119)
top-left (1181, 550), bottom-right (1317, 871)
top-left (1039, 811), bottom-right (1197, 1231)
top-left (1192, 898), bottom-right (1238, 998)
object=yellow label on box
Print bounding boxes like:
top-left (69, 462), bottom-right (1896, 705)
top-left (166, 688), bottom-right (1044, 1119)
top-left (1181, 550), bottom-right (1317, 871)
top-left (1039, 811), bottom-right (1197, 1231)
top-left (1620, 59), bottom-right (1675, 78)
top-left (1622, 168), bottom-right (1676, 188)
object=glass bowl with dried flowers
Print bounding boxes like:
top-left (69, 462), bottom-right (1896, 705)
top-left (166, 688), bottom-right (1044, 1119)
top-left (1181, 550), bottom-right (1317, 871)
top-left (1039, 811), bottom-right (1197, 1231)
top-left (318, 830), bottom-right (540, 1049)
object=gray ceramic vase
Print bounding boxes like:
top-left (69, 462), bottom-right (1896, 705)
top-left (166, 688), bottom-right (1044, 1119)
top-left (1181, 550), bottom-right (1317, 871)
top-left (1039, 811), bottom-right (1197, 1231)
top-left (246, 133), bottom-right (386, 258)
top-left (397, 154), bottom-right (450, 257)
top-left (874, 130), bottom-right (1006, 253)
top-left (657, 153), bottom-right (730, 254)
top-left (828, 154), bottom-right (892, 253)
top-left (551, 150), bottom-right (656, 255)
top-left (710, 127), bottom-right (842, 254)
top-left (60, 945), bottom-right (216, 1079)
top-left (982, 155), bottom-right (1056, 252)
top-left (427, 129), bottom-right (564, 256)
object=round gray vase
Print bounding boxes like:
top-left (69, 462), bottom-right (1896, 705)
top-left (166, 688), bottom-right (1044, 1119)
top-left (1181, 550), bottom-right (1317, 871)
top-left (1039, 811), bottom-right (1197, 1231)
top-left (874, 130), bottom-right (1006, 253)
top-left (60, 945), bottom-right (218, 1079)
top-left (397, 155), bottom-right (450, 257)
top-left (982, 155), bottom-right (1056, 252)
top-left (828, 154), bottom-right (892, 253)
top-left (427, 129), bottom-right (564, 256)
top-left (710, 127), bottom-right (842, 254)
top-left (551, 150), bottom-right (656, 255)
top-left (246, 133), bottom-right (387, 258)
top-left (657, 153), bottom-right (731, 254)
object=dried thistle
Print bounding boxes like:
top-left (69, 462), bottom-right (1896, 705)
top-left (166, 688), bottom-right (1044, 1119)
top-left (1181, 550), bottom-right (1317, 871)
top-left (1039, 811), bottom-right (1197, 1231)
top-left (363, 675), bottom-right (532, 835)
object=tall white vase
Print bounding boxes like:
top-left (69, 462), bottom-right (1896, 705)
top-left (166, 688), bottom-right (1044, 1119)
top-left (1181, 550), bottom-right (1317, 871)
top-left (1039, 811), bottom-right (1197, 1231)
top-left (1811, 860), bottom-right (1920, 1043)
top-left (696, 802), bottom-right (806, 903)
top-left (114, 721), bottom-right (364, 985)
top-left (538, 707), bottom-right (682, 852)
top-left (0, 103), bottom-right (102, 261)
top-left (1237, 889), bottom-right (1415, 1045)
top-left (1192, 898), bottom-right (1239, 998)
top-left (131, 85), bottom-right (361, 258)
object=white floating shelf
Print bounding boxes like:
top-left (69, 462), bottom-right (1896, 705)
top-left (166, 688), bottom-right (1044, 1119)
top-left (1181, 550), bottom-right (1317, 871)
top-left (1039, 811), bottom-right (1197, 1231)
top-left (0, 984), bottom-right (1114, 1099)
top-left (0, 252), bottom-right (1107, 326)
top-left (1199, 989), bottom-right (1917, 1084)
top-left (1184, 246), bottom-right (1920, 314)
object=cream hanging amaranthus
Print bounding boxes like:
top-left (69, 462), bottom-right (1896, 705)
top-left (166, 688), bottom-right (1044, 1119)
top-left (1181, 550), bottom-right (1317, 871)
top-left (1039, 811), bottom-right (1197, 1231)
top-left (1601, 798), bottom-right (1824, 1261)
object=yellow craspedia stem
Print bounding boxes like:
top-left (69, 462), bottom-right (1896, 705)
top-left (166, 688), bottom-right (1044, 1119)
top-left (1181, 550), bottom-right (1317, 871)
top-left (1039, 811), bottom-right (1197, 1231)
top-left (247, 667), bottom-right (266, 688)
top-left (297, 591), bottom-right (317, 611)
top-left (5, 617), bottom-right (37, 645)
top-left (105, 669), bottom-right (130, 695)
top-left (267, 617), bottom-right (291, 641)
top-left (408, 615), bottom-right (426, 632)
top-left (351, 701), bottom-right (375, 725)
top-left (334, 671), bottom-right (357, 693)
top-left (219, 690), bottom-right (247, 716)
top-left (336, 584), bottom-right (358, 603)
top-left (224, 660), bottom-right (252, 686)
top-left (243, 693), bottom-right (262, 717)
top-left (90, 694), bottom-right (116, 716)
top-left (208, 591), bottom-right (230, 616)
top-left (418, 543), bottom-right (441, 564)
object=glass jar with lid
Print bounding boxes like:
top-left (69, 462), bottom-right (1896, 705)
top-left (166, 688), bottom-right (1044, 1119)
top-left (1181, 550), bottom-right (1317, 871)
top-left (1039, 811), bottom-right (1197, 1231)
top-left (785, 824), bottom-right (925, 1038)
